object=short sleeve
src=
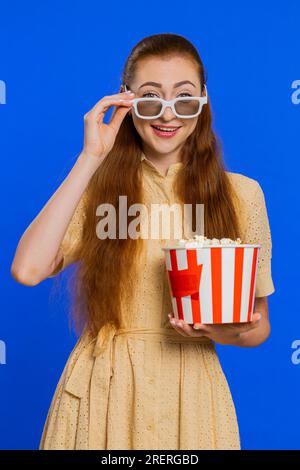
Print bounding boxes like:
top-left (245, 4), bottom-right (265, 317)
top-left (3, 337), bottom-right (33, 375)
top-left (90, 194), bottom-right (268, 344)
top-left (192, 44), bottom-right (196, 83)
top-left (49, 190), bottom-right (88, 277)
top-left (243, 181), bottom-right (275, 297)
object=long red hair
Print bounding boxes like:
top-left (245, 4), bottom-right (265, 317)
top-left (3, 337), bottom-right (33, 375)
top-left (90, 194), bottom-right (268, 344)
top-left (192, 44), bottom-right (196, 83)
top-left (64, 33), bottom-right (242, 338)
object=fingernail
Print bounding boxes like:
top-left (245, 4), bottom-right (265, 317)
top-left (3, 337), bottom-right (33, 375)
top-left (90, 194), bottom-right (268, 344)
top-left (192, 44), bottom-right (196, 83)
top-left (126, 91), bottom-right (135, 95)
top-left (193, 324), bottom-right (200, 330)
top-left (257, 313), bottom-right (262, 320)
top-left (170, 319), bottom-right (175, 325)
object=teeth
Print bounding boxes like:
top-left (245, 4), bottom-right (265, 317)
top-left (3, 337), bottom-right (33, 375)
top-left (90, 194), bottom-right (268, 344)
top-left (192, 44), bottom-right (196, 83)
top-left (153, 126), bottom-right (178, 132)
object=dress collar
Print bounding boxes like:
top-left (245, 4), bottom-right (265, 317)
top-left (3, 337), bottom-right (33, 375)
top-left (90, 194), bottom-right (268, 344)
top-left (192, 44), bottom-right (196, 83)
top-left (140, 151), bottom-right (183, 178)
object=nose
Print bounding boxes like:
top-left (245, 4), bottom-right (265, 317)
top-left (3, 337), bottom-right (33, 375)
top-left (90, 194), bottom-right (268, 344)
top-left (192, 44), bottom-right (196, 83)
top-left (161, 105), bottom-right (176, 120)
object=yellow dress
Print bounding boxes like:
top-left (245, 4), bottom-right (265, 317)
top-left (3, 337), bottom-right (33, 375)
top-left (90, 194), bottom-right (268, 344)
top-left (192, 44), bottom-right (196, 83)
top-left (39, 151), bottom-right (275, 450)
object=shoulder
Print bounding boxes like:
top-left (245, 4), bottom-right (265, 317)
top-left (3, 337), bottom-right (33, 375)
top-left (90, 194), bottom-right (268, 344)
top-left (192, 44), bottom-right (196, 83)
top-left (225, 170), bottom-right (263, 205)
top-left (225, 170), bottom-right (260, 193)
top-left (225, 171), bottom-right (267, 233)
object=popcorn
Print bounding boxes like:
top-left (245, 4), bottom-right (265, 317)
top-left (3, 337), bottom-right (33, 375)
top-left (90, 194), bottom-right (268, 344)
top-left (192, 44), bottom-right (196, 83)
top-left (163, 237), bottom-right (260, 324)
top-left (176, 235), bottom-right (242, 248)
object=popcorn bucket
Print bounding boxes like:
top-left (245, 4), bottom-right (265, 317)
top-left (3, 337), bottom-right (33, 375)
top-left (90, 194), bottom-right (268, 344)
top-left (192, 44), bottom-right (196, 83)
top-left (162, 244), bottom-right (260, 324)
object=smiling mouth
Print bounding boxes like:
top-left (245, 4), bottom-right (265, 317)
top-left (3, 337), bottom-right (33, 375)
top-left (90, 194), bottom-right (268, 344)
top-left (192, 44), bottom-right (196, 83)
top-left (151, 125), bottom-right (182, 132)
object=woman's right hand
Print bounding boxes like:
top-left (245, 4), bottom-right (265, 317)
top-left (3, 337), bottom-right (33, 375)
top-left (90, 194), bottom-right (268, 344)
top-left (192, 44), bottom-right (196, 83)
top-left (81, 90), bottom-right (135, 164)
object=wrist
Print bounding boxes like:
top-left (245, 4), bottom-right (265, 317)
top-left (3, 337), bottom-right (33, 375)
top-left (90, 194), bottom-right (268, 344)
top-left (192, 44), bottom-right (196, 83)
top-left (223, 332), bottom-right (247, 347)
top-left (230, 331), bottom-right (263, 348)
top-left (77, 150), bottom-right (105, 172)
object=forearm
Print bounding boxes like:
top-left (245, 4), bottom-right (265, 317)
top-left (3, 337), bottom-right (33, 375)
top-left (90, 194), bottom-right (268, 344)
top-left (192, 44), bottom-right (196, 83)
top-left (231, 318), bottom-right (271, 347)
top-left (11, 151), bottom-right (100, 285)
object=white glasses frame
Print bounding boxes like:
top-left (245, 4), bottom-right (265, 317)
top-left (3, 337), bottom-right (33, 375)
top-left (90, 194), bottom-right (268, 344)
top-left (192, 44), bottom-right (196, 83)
top-left (123, 84), bottom-right (209, 119)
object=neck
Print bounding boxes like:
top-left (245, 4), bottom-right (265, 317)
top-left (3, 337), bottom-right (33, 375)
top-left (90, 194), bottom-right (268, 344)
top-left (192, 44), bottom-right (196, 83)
top-left (142, 146), bottom-right (183, 176)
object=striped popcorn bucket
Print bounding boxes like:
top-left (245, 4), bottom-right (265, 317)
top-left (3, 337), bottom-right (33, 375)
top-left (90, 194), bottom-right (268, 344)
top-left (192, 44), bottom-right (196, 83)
top-left (162, 244), bottom-right (260, 324)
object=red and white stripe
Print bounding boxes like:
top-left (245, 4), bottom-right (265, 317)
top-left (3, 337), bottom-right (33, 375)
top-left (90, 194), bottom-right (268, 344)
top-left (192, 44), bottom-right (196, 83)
top-left (164, 245), bottom-right (260, 324)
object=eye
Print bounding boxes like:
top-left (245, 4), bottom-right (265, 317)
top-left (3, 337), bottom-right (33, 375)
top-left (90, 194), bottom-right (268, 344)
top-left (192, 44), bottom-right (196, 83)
top-left (177, 92), bottom-right (192, 98)
top-left (142, 92), bottom-right (159, 98)
top-left (142, 92), bottom-right (193, 98)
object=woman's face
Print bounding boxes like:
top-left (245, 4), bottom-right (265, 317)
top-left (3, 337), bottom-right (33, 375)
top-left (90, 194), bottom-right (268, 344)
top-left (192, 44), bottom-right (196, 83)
top-left (129, 56), bottom-right (202, 156)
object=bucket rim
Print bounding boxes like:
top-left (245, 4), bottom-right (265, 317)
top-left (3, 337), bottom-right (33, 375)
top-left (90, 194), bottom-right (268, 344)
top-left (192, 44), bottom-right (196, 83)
top-left (162, 244), bottom-right (261, 250)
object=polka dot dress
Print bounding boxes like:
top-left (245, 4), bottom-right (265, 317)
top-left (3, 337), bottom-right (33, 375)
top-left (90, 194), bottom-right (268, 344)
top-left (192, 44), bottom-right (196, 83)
top-left (39, 152), bottom-right (275, 450)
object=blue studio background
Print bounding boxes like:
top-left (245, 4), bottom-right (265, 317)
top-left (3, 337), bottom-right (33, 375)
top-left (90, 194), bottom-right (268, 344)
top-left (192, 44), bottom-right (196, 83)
top-left (0, 0), bottom-right (299, 450)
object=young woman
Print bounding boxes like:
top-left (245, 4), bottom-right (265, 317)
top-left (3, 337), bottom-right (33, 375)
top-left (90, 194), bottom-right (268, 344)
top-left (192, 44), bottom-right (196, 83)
top-left (11, 33), bottom-right (275, 450)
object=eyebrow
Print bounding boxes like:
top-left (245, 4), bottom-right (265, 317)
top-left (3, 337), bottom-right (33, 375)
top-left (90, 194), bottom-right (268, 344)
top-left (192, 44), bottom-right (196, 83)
top-left (138, 80), bottom-right (196, 90)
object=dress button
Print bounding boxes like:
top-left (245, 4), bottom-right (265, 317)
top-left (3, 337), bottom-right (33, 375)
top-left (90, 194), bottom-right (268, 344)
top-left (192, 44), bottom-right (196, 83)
top-left (147, 424), bottom-right (153, 431)
top-left (148, 377), bottom-right (154, 384)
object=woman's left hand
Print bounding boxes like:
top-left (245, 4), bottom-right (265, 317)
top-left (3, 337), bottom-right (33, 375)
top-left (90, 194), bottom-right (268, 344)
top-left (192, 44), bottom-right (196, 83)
top-left (168, 312), bottom-right (262, 346)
